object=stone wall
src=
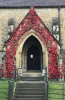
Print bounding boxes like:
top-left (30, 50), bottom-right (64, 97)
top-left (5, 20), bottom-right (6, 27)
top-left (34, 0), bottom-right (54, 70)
top-left (0, 7), bottom-right (65, 71)
top-left (0, 8), bottom-right (59, 50)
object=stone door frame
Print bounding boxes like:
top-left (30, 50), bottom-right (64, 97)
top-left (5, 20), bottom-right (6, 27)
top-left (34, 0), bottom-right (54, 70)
top-left (16, 30), bottom-right (48, 73)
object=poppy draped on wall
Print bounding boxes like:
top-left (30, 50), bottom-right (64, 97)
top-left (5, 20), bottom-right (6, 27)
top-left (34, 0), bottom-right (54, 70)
top-left (1, 6), bottom-right (63, 78)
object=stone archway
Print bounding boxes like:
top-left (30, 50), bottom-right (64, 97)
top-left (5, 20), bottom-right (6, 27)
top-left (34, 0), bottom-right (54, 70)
top-left (16, 30), bottom-right (48, 73)
top-left (22, 35), bottom-right (42, 72)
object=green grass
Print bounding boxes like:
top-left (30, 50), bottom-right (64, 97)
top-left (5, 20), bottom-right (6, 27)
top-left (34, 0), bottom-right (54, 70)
top-left (0, 78), bottom-right (19, 100)
top-left (0, 81), bottom-right (8, 100)
top-left (0, 78), bottom-right (65, 100)
top-left (48, 82), bottom-right (65, 100)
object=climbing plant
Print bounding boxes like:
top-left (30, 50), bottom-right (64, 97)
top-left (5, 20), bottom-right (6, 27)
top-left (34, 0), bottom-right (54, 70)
top-left (1, 6), bottom-right (63, 78)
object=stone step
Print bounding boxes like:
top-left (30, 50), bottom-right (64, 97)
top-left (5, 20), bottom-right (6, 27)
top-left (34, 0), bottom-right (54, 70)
top-left (15, 91), bottom-right (44, 95)
top-left (20, 77), bottom-right (44, 81)
top-left (17, 81), bottom-right (44, 84)
top-left (15, 88), bottom-right (45, 92)
top-left (16, 84), bottom-right (45, 88)
top-left (16, 81), bottom-right (45, 87)
top-left (14, 98), bottom-right (45, 100)
top-left (22, 72), bottom-right (42, 77)
top-left (14, 95), bottom-right (45, 98)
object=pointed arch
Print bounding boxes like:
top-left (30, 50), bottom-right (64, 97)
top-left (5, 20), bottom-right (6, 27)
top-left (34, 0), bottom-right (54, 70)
top-left (18, 30), bottom-right (45, 53)
top-left (16, 30), bottom-right (47, 71)
top-left (4, 6), bottom-right (59, 78)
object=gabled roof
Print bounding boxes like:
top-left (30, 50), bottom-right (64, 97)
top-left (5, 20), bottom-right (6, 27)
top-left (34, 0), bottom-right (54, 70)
top-left (0, 0), bottom-right (65, 8)
top-left (5, 6), bottom-right (60, 47)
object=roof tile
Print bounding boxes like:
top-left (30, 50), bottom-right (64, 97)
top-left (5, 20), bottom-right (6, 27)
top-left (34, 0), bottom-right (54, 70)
top-left (0, 0), bottom-right (65, 7)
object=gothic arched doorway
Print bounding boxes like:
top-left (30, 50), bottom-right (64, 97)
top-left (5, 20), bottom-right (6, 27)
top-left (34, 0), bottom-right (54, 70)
top-left (21, 35), bottom-right (43, 72)
top-left (27, 45), bottom-right (40, 70)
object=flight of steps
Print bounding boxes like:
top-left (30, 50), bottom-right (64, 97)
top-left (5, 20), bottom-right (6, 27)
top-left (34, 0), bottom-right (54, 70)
top-left (14, 73), bottom-right (45, 100)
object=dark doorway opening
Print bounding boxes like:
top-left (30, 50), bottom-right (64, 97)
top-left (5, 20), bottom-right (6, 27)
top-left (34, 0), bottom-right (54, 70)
top-left (27, 45), bottom-right (40, 70)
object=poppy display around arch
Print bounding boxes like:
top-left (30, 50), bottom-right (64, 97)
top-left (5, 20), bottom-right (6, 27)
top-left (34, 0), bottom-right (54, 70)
top-left (1, 6), bottom-right (63, 78)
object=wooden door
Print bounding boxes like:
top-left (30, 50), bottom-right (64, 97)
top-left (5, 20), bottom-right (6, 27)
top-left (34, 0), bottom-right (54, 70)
top-left (27, 45), bottom-right (40, 70)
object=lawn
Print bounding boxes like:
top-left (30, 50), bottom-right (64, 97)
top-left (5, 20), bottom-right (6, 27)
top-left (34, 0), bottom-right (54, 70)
top-left (0, 79), bottom-right (9, 100)
top-left (0, 78), bottom-right (65, 100)
top-left (48, 82), bottom-right (65, 100)
top-left (0, 78), bottom-right (19, 100)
